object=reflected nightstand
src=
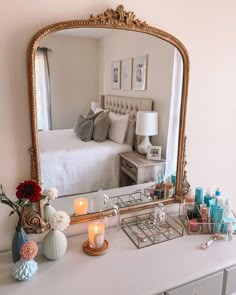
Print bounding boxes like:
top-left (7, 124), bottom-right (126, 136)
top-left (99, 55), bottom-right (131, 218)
top-left (119, 151), bottom-right (165, 187)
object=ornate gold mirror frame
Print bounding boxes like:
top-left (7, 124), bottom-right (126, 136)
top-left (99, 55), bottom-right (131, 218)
top-left (25, 4), bottom-right (190, 232)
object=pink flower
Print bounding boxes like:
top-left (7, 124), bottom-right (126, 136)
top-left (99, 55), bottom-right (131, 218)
top-left (20, 241), bottom-right (38, 260)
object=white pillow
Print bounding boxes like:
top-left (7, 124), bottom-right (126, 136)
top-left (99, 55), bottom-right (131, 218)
top-left (108, 112), bottom-right (129, 144)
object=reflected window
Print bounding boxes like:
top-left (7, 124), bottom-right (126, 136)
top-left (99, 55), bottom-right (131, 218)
top-left (35, 47), bottom-right (52, 131)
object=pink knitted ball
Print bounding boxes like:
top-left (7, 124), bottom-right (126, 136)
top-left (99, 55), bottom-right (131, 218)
top-left (20, 241), bottom-right (38, 260)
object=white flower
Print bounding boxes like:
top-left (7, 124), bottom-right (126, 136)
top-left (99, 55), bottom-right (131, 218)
top-left (43, 187), bottom-right (58, 202)
top-left (49, 211), bottom-right (70, 231)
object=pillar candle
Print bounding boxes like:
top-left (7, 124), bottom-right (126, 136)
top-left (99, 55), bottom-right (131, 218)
top-left (88, 222), bottom-right (105, 248)
top-left (74, 198), bottom-right (88, 215)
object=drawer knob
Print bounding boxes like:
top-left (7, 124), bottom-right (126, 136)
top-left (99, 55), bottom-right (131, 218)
top-left (125, 162), bottom-right (133, 169)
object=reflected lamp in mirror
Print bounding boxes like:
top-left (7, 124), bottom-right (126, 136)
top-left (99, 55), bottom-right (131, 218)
top-left (91, 101), bottom-right (100, 112)
top-left (135, 111), bottom-right (158, 155)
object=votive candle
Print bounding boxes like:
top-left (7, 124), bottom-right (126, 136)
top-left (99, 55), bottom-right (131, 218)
top-left (88, 222), bottom-right (105, 248)
top-left (74, 198), bottom-right (88, 215)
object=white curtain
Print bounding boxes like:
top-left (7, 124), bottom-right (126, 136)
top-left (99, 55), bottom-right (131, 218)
top-left (165, 49), bottom-right (183, 178)
top-left (35, 48), bottom-right (52, 131)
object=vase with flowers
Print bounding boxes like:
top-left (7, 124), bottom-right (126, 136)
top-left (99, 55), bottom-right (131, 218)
top-left (0, 180), bottom-right (45, 262)
top-left (42, 210), bottom-right (70, 260)
top-left (43, 187), bottom-right (58, 221)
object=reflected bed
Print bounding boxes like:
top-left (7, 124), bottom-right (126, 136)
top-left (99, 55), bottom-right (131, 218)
top-left (39, 129), bottom-right (132, 196)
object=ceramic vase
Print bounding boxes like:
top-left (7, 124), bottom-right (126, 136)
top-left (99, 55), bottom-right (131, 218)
top-left (42, 229), bottom-right (67, 260)
top-left (44, 203), bottom-right (56, 221)
top-left (11, 258), bottom-right (38, 281)
top-left (12, 227), bottom-right (28, 263)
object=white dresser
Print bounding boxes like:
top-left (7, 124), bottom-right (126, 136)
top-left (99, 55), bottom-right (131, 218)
top-left (1, 228), bottom-right (236, 295)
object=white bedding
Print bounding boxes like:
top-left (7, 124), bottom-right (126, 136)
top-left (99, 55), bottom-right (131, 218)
top-left (39, 129), bottom-right (132, 196)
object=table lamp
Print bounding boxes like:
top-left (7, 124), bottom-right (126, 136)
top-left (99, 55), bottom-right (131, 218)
top-left (135, 111), bottom-right (158, 154)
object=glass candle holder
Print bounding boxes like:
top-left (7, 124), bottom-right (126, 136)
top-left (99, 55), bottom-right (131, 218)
top-left (88, 222), bottom-right (105, 248)
top-left (74, 198), bottom-right (88, 215)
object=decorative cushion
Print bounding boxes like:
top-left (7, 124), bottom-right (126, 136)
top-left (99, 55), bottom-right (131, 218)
top-left (84, 108), bottom-right (94, 119)
top-left (125, 118), bottom-right (136, 147)
top-left (74, 115), bottom-right (93, 142)
top-left (108, 112), bottom-right (129, 144)
top-left (93, 111), bottom-right (110, 142)
top-left (94, 107), bottom-right (104, 114)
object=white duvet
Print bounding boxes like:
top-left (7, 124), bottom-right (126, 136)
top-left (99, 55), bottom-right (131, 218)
top-left (39, 129), bottom-right (132, 196)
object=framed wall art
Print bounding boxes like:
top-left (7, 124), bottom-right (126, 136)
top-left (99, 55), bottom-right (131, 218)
top-left (133, 55), bottom-right (147, 90)
top-left (111, 61), bottom-right (121, 89)
top-left (121, 58), bottom-right (132, 90)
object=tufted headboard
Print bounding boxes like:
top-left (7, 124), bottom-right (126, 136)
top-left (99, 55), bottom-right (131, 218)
top-left (101, 95), bottom-right (153, 119)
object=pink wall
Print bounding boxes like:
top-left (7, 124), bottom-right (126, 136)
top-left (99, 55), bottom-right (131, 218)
top-left (1, 0), bottom-right (236, 251)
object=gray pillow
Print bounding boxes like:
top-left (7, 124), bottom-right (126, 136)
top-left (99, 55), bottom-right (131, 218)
top-left (84, 108), bottom-right (94, 119)
top-left (93, 111), bottom-right (110, 142)
top-left (86, 111), bottom-right (103, 121)
top-left (74, 115), bottom-right (93, 142)
top-left (125, 118), bottom-right (136, 147)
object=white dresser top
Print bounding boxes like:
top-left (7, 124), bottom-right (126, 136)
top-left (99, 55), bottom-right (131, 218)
top-left (1, 225), bottom-right (236, 295)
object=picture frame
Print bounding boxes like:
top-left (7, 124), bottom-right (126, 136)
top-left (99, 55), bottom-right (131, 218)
top-left (133, 55), bottom-right (147, 90)
top-left (111, 60), bottom-right (121, 89)
top-left (146, 146), bottom-right (162, 161)
top-left (121, 58), bottom-right (132, 90)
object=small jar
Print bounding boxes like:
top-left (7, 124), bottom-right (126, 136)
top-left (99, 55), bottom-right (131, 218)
top-left (154, 203), bottom-right (166, 223)
top-left (189, 219), bottom-right (198, 232)
top-left (185, 196), bottom-right (195, 211)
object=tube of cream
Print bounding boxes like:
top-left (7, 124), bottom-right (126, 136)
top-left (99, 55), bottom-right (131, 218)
top-left (213, 208), bottom-right (224, 232)
top-left (210, 204), bottom-right (220, 220)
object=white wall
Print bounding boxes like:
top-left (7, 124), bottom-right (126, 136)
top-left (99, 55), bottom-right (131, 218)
top-left (1, 0), bottom-right (236, 251)
top-left (40, 35), bottom-right (99, 129)
top-left (99, 30), bottom-right (175, 156)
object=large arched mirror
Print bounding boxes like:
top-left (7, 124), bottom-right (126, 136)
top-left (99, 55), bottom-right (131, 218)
top-left (26, 5), bottom-right (189, 232)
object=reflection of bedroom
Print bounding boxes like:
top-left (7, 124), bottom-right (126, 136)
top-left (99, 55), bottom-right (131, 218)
top-left (36, 29), bottom-right (182, 196)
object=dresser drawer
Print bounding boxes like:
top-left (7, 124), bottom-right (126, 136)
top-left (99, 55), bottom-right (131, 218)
top-left (165, 271), bottom-right (223, 295)
top-left (223, 265), bottom-right (236, 295)
top-left (121, 158), bottom-right (137, 176)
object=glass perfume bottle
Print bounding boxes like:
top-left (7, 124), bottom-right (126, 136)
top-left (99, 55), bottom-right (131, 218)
top-left (154, 203), bottom-right (166, 223)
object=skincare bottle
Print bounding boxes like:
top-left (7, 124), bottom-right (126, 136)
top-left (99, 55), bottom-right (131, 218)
top-left (227, 222), bottom-right (233, 241)
top-left (204, 187), bottom-right (212, 207)
top-left (224, 199), bottom-right (231, 218)
top-left (195, 187), bottom-right (204, 206)
top-left (215, 188), bottom-right (221, 197)
top-left (201, 204), bottom-right (208, 222)
top-left (215, 188), bottom-right (226, 208)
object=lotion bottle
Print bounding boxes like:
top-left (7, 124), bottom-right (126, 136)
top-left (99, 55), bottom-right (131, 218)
top-left (224, 199), bottom-right (231, 218)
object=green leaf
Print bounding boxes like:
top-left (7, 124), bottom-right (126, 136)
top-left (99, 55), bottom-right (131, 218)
top-left (0, 199), bottom-right (16, 210)
top-left (9, 210), bottom-right (15, 217)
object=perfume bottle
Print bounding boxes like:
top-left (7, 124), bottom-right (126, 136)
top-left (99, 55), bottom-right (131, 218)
top-left (154, 203), bottom-right (166, 223)
top-left (164, 177), bottom-right (174, 199)
top-left (227, 222), bottom-right (233, 241)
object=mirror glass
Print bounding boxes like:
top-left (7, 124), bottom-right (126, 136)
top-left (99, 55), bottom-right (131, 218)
top-left (35, 28), bottom-right (183, 213)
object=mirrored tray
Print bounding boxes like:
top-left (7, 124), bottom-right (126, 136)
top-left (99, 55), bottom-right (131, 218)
top-left (122, 211), bottom-right (184, 249)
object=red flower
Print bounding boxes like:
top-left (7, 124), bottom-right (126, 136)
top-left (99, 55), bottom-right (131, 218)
top-left (16, 180), bottom-right (41, 203)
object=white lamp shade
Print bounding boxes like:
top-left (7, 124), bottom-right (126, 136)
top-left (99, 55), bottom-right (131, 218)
top-left (135, 111), bottom-right (158, 136)
top-left (91, 101), bottom-right (100, 112)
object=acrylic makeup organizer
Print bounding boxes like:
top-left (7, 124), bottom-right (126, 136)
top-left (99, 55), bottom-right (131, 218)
top-left (179, 203), bottom-right (236, 235)
top-left (122, 211), bottom-right (184, 249)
